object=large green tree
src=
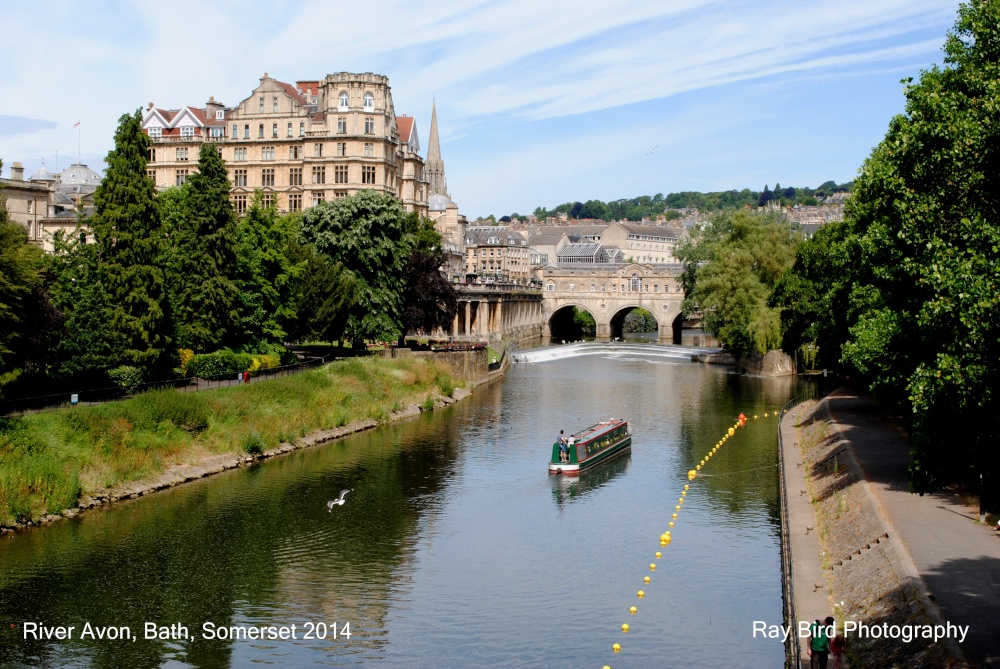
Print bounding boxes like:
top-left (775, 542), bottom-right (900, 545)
top-left (300, 190), bottom-right (413, 343)
top-left (166, 144), bottom-right (240, 352)
top-left (678, 209), bottom-right (801, 358)
top-left (836, 0), bottom-right (1000, 494)
top-left (232, 193), bottom-right (304, 349)
top-left (89, 110), bottom-right (172, 375)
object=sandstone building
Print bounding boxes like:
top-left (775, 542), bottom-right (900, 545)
top-left (142, 72), bottom-right (429, 216)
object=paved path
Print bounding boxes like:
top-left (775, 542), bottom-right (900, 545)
top-left (780, 400), bottom-right (838, 668)
top-left (824, 391), bottom-right (1000, 667)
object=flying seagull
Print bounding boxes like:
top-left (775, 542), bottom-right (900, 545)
top-left (327, 489), bottom-right (353, 511)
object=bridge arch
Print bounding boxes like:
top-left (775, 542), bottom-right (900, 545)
top-left (547, 303), bottom-right (598, 343)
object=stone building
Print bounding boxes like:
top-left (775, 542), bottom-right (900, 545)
top-left (464, 226), bottom-right (531, 284)
top-left (142, 72), bottom-right (429, 216)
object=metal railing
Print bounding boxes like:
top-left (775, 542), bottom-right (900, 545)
top-left (0, 355), bottom-right (334, 417)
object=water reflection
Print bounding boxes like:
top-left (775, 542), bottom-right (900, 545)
top-left (1, 353), bottom-right (810, 668)
top-left (551, 453), bottom-right (631, 508)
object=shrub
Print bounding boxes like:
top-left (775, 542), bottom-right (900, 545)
top-left (107, 366), bottom-right (144, 394)
top-left (186, 350), bottom-right (256, 378)
top-left (242, 431), bottom-right (266, 455)
top-left (177, 349), bottom-right (196, 375)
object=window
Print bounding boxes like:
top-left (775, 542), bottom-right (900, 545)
top-left (175, 169), bottom-right (188, 186)
top-left (234, 193), bottom-right (247, 214)
top-left (288, 193), bottom-right (302, 212)
top-left (312, 192), bottom-right (325, 207)
top-left (334, 190), bottom-right (348, 199)
top-left (337, 117), bottom-right (347, 134)
top-left (289, 167), bottom-right (302, 186)
top-left (591, 284), bottom-right (596, 292)
top-left (312, 165), bottom-right (326, 184)
top-left (314, 143), bottom-right (323, 157)
top-left (289, 145), bottom-right (302, 159)
top-left (339, 91), bottom-right (349, 108)
top-left (601, 283), bottom-right (607, 292)
top-left (334, 166), bottom-right (348, 183)
top-left (180, 126), bottom-right (194, 138)
top-left (261, 193), bottom-right (274, 208)
top-left (472, 250), bottom-right (477, 257)
top-left (233, 147), bottom-right (247, 161)
top-left (364, 117), bottom-right (374, 134)
top-left (569, 284), bottom-right (575, 292)
top-left (210, 126), bottom-right (224, 138)
top-left (272, 123), bottom-right (278, 138)
top-left (148, 127), bottom-right (161, 138)
top-left (261, 168), bottom-right (275, 187)
top-left (630, 274), bottom-right (640, 292)
top-left (362, 165), bottom-right (375, 184)
top-left (546, 283), bottom-right (555, 291)
top-left (273, 96), bottom-right (278, 113)
top-left (233, 169), bottom-right (247, 187)
top-left (337, 142), bottom-right (347, 157)
top-left (233, 124), bottom-right (238, 138)
top-left (258, 123), bottom-right (264, 138)
top-left (27, 200), bottom-right (34, 214)
top-left (259, 96), bottom-right (265, 113)
top-left (287, 122), bottom-right (293, 137)
top-left (149, 148), bottom-right (156, 162)
top-left (299, 121), bottom-right (305, 137)
top-left (364, 142), bottom-right (374, 157)
top-left (216, 110), bottom-right (225, 120)
top-left (262, 146), bottom-right (275, 160)
top-left (653, 284), bottom-right (659, 293)
top-left (176, 147), bottom-right (188, 161)
top-left (363, 91), bottom-right (374, 110)
top-left (244, 124), bottom-right (250, 139)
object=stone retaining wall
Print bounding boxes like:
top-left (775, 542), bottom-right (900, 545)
top-left (794, 399), bottom-right (957, 668)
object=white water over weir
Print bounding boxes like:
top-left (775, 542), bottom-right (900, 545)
top-left (511, 341), bottom-right (722, 363)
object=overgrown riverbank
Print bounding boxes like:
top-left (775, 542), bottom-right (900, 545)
top-left (0, 356), bottom-right (462, 528)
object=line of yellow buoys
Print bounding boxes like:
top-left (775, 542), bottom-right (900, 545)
top-left (601, 410), bottom-right (776, 669)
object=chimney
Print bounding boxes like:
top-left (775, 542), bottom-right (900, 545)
top-left (11, 162), bottom-right (24, 181)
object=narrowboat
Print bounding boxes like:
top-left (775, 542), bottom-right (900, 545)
top-left (548, 419), bottom-right (632, 476)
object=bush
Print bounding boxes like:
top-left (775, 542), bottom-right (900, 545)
top-left (186, 350), bottom-right (256, 378)
top-left (242, 431), bottom-right (266, 455)
top-left (107, 366), bottom-right (144, 394)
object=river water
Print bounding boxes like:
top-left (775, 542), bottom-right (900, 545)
top-left (0, 352), bottom-right (807, 668)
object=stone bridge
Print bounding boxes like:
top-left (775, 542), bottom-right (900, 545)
top-left (538, 263), bottom-right (685, 344)
top-left (444, 263), bottom-right (687, 345)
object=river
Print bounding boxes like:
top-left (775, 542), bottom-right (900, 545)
top-left (0, 352), bottom-right (808, 668)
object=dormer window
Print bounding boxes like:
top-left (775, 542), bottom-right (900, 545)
top-left (363, 92), bottom-right (374, 110)
top-left (216, 110), bottom-right (224, 120)
top-left (180, 126), bottom-right (194, 138)
top-left (339, 91), bottom-right (349, 109)
top-left (148, 127), bottom-right (162, 138)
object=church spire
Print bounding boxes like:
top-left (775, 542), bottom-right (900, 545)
top-left (426, 100), bottom-right (448, 197)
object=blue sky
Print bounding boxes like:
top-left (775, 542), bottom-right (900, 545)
top-left (0, 0), bottom-right (963, 218)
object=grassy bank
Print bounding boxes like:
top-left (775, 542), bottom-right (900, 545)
top-left (0, 356), bottom-right (461, 527)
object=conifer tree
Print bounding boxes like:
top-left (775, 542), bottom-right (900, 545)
top-left (89, 110), bottom-right (172, 375)
top-left (171, 143), bottom-right (240, 351)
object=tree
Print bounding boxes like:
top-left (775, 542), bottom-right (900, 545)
top-left (281, 243), bottom-right (357, 344)
top-left (0, 168), bottom-right (50, 393)
top-left (300, 190), bottom-right (413, 343)
top-left (757, 184), bottom-right (774, 207)
top-left (166, 143), bottom-right (240, 351)
top-left (233, 193), bottom-right (303, 349)
top-left (835, 1), bottom-right (1000, 495)
top-left (399, 216), bottom-right (458, 344)
top-left (678, 210), bottom-right (801, 358)
top-left (89, 110), bottom-right (172, 375)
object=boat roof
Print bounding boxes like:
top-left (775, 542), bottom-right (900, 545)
top-left (572, 419), bottom-right (626, 442)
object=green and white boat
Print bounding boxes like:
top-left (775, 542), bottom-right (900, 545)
top-left (549, 419), bottom-right (632, 476)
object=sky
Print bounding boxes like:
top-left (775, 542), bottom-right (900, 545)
top-left (0, 0), bottom-right (964, 218)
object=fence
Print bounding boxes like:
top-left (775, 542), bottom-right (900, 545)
top-left (0, 355), bottom-right (334, 417)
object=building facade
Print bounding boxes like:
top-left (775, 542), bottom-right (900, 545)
top-left (464, 226), bottom-right (531, 284)
top-left (142, 72), bottom-right (428, 216)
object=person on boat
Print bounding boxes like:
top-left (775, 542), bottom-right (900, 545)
top-left (557, 430), bottom-right (569, 462)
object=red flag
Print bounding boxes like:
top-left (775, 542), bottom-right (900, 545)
top-left (72, 121), bottom-right (80, 128)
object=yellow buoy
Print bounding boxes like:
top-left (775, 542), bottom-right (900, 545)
top-left (695, 465), bottom-right (701, 471)
top-left (603, 666), bottom-right (612, 669)
top-left (630, 606), bottom-right (637, 614)
top-left (764, 412), bottom-right (769, 417)
top-left (660, 540), bottom-right (667, 547)
top-left (650, 563), bottom-right (656, 571)
top-left (655, 551), bottom-right (661, 558)
top-left (728, 427), bottom-right (735, 436)
top-left (637, 590), bottom-right (645, 598)
top-left (668, 521), bottom-right (674, 527)
top-left (644, 576), bottom-right (650, 583)
top-left (684, 484), bottom-right (689, 491)
top-left (622, 623), bottom-right (630, 633)
top-left (754, 414), bottom-right (758, 419)
top-left (672, 513), bottom-right (677, 519)
top-left (679, 497), bottom-right (684, 503)
top-left (687, 469), bottom-right (697, 480)
top-left (675, 504), bottom-right (681, 510)
top-left (613, 642), bottom-right (621, 653)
